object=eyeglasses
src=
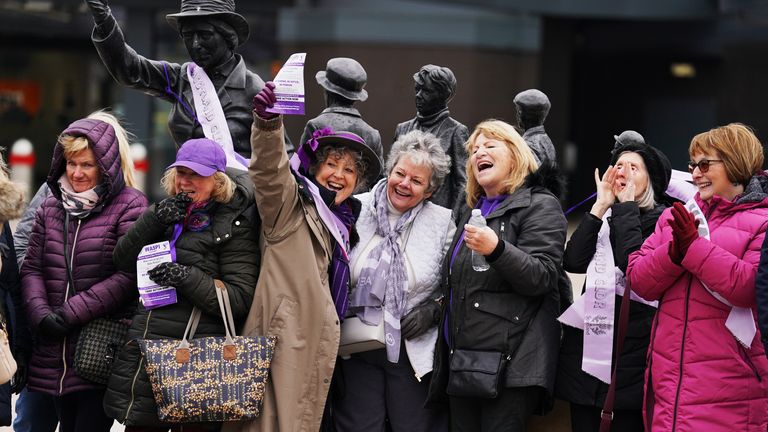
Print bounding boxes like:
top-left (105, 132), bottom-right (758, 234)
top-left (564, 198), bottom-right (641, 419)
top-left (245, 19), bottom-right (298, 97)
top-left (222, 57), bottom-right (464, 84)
top-left (687, 159), bottom-right (723, 173)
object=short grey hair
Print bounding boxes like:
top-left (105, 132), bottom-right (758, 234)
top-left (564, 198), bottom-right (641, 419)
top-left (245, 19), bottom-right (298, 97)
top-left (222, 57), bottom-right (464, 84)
top-left (386, 130), bottom-right (451, 194)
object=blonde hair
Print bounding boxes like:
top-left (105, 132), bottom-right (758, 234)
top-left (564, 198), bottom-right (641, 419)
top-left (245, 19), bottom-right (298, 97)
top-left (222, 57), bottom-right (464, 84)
top-left (58, 110), bottom-right (137, 188)
top-left (465, 119), bottom-right (539, 207)
top-left (689, 123), bottom-right (764, 186)
top-left (160, 168), bottom-right (235, 203)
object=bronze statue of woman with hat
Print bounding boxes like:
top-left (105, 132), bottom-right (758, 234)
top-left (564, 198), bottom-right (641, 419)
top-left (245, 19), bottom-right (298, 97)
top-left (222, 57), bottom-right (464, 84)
top-left (84, 0), bottom-right (292, 160)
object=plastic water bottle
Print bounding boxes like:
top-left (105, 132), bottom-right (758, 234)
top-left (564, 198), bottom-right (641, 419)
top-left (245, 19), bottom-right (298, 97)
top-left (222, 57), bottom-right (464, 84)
top-left (468, 209), bottom-right (490, 272)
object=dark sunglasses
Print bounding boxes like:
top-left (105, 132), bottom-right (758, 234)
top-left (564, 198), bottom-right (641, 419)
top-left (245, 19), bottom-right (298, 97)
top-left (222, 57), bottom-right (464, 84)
top-left (687, 159), bottom-right (723, 173)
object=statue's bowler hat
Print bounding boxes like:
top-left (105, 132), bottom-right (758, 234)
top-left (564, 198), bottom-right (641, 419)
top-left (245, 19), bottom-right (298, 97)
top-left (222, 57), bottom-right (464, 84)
top-left (316, 58), bottom-right (369, 102)
top-left (166, 0), bottom-right (249, 46)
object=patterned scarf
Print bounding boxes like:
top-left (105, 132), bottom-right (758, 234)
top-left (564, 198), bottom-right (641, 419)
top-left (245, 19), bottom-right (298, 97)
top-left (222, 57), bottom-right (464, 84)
top-left (185, 199), bottom-right (214, 232)
top-left (350, 179), bottom-right (424, 363)
top-left (58, 174), bottom-right (107, 219)
top-left (328, 199), bottom-right (355, 319)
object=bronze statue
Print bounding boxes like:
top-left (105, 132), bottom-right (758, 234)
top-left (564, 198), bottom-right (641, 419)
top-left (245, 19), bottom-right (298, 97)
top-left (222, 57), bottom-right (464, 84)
top-left (300, 58), bottom-right (383, 164)
top-left (394, 64), bottom-right (468, 211)
top-left (514, 89), bottom-right (556, 166)
top-left (84, 0), bottom-right (291, 158)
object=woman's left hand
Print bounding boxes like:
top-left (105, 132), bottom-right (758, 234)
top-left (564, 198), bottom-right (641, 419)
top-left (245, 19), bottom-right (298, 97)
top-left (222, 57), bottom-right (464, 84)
top-left (464, 224), bottom-right (498, 256)
top-left (147, 262), bottom-right (191, 287)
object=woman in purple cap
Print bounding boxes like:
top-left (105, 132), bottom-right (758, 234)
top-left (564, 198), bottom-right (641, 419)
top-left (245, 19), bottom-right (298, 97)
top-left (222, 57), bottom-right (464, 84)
top-left (228, 83), bottom-right (381, 432)
top-left (20, 115), bottom-right (149, 431)
top-left (102, 138), bottom-right (261, 431)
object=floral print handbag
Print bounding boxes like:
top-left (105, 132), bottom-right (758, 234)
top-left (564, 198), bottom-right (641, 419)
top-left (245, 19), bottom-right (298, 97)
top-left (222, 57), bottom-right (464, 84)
top-left (138, 280), bottom-right (276, 423)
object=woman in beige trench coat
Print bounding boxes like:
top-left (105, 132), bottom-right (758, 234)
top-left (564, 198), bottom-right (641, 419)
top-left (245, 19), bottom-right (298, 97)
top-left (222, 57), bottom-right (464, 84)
top-left (224, 83), bottom-right (381, 432)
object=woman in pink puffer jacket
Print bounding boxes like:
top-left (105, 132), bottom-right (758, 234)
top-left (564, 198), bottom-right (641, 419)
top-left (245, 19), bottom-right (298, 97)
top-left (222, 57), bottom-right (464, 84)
top-left (627, 123), bottom-right (768, 431)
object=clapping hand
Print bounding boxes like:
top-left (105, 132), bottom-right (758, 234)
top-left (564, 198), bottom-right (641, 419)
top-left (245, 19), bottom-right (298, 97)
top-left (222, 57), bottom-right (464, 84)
top-left (668, 202), bottom-right (700, 264)
top-left (253, 82), bottom-right (278, 120)
top-left (84, 0), bottom-right (111, 24)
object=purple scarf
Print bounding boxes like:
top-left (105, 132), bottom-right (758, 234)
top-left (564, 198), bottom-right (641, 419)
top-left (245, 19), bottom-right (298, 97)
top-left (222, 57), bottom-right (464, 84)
top-left (350, 180), bottom-right (424, 363)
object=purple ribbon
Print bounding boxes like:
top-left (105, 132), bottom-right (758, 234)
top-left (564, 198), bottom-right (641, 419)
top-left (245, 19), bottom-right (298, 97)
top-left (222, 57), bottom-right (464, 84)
top-left (297, 127), bottom-right (335, 171)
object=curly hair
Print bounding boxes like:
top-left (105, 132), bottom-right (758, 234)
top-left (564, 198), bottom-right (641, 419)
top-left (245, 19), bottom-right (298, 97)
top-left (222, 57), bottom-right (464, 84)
top-left (310, 145), bottom-right (370, 192)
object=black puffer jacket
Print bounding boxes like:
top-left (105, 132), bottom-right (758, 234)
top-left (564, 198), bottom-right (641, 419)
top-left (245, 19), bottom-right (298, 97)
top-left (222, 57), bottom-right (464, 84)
top-left (102, 169), bottom-right (260, 427)
top-left (428, 166), bottom-right (568, 413)
top-left (555, 201), bottom-right (666, 409)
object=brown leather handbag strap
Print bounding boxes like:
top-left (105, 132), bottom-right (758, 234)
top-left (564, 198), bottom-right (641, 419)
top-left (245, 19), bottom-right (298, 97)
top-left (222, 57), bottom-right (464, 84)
top-left (599, 279), bottom-right (633, 432)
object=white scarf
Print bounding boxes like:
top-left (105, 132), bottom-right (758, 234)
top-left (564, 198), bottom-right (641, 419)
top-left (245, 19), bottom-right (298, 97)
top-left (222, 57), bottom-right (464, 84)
top-left (684, 198), bottom-right (756, 348)
top-left (187, 63), bottom-right (248, 171)
top-left (558, 209), bottom-right (658, 384)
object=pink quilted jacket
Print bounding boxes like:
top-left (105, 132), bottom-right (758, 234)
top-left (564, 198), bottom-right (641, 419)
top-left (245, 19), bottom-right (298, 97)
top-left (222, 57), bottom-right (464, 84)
top-left (627, 191), bottom-right (768, 432)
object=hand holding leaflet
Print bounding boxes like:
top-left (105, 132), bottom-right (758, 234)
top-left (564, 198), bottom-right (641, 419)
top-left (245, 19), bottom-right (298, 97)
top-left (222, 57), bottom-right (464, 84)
top-left (266, 53), bottom-right (307, 115)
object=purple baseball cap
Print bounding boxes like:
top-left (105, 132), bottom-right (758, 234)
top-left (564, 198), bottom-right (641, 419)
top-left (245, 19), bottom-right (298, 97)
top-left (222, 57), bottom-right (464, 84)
top-left (167, 138), bottom-right (227, 177)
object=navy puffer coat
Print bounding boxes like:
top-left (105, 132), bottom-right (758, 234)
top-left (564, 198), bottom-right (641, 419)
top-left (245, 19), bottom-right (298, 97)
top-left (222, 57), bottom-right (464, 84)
top-left (20, 118), bottom-right (148, 395)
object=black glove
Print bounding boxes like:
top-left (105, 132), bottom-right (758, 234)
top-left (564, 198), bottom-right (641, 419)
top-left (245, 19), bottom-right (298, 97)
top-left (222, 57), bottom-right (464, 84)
top-left (38, 312), bottom-right (70, 340)
top-left (10, 358), bottom-right (27, 394)
top-left (147, 262), bottom-right (191, 287)
top-left (401, 300), bottom-right (441, 340)
top-left (155, 192), bottom-right (191, 225)
top-left (84, 0), bottom-right (111, 24)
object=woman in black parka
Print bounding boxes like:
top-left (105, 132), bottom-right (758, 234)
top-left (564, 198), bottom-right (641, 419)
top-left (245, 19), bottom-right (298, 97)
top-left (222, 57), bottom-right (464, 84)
top-left (555, 131), bottom-right (673, 432)
top-left (427, 119), bottom-right (568, 431)
top-left (103, 138), bottom-right (260, 431)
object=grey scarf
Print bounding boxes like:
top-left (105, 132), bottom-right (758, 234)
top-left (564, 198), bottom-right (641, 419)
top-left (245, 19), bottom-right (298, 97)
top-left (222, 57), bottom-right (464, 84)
top-left (350, 179), bottom-right (423, 363)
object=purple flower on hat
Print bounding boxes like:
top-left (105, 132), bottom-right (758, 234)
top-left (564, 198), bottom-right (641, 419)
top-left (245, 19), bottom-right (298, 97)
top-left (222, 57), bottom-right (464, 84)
top-left (298, 127), bottom-right (336, 171)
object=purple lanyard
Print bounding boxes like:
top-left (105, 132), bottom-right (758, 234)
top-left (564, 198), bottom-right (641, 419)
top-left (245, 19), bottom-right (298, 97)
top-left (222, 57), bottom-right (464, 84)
top-left (444, 195), bottom-right (506, 346)
top-left (449, 196), bottom-right (505, 269)
top-left (169, 223), bottom-right (183, 262)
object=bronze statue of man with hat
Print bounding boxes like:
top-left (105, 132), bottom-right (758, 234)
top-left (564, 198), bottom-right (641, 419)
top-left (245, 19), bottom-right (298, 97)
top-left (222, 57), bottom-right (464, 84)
top-left (300, 57), bottom-right (383, 164)
top-left (395, 64), bottom-right (469, 212)
top-left (84, 0), bottom-right (291, 158)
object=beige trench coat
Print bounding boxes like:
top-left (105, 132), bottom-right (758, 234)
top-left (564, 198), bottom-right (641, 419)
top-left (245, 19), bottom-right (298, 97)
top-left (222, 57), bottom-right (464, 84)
top-left (224, 115), bottom-right (340, 432)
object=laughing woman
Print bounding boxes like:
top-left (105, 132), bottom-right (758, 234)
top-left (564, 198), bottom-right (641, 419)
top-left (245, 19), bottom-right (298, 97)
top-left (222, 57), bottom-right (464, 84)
top-left (428, 119), bottom-right (567, 432)
top-left (229, 82), bottom-right (382, 432)
top-left (628, 123), bottom-right (768, 431)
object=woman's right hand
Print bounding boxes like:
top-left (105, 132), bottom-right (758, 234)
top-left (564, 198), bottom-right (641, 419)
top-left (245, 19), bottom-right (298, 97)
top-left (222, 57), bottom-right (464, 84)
top-left (155, 192), bottom-right (191, 225)
top-left (253, 82), bottom-right (278, 120)
top-left (590, 166), bottom-right (616, 218)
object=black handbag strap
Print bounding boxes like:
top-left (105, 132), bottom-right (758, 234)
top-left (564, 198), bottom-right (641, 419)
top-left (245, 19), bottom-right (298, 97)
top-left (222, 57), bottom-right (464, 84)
top-left (599, 280), bottom-right (633, 432)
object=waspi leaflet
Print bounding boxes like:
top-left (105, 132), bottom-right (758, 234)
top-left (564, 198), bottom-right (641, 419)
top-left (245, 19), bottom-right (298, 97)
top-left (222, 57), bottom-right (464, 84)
top-left (267, 52), bottom-right (306, 115)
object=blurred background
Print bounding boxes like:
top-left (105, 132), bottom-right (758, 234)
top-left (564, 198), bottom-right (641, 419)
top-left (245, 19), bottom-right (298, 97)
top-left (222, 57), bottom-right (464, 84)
top-left (2, 0), bottom-right (768, 205)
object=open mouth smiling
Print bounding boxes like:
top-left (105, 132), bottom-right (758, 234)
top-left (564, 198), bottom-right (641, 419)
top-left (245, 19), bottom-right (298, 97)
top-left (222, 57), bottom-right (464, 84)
top-left (327, 181), bottom-right (345, 192)
top-left (477, 161), bottom-right (494, 172)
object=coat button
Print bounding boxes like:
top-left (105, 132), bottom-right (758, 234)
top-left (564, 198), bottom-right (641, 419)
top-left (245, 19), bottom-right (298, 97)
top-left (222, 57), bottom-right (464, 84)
top-left (514, 316), bottom-right (519, 321)
top-left (473, 302), bottom-right (479, 308)
top-left (323, 379), bottom-right (329, 384)
top-left (225, 234), bottom-right (230, 238)
top-left (235, 221), bottom-right (241, 226)
top-left (216, 237), bottom-right (221, 242)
